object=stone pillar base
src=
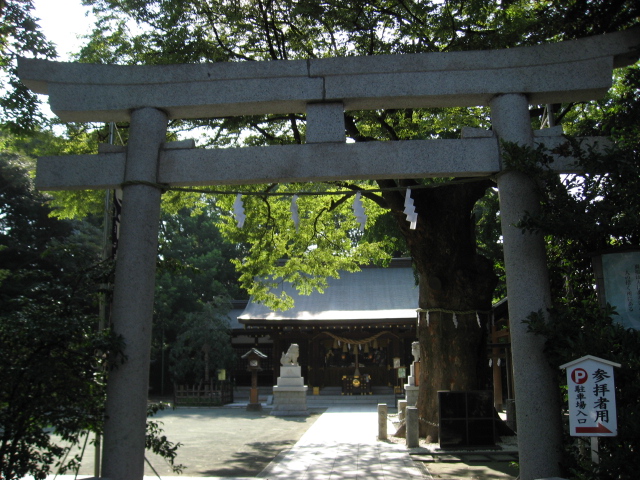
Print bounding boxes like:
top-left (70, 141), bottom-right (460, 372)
top-left (405, 385), bottom-right (419, 406)
top-left (246, 403), bottom-right (262, 412)
top-left (271, 386), bottom-right (309, 416)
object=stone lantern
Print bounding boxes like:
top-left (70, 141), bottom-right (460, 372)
top-left (242, 348), bottom-right (267, 411)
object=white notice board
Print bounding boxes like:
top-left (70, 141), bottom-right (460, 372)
top-left (561, 356), bottom-right (620, 437)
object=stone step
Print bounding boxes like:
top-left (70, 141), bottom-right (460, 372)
top-left (233, 386), bottom-right (400, 409)
top-left (314, 386), bottom-right (395, 395)
top-left (317, 386), bottom-right (342, 395)
top-left (234, 386), bottom-right (396, 396)
top-left (306, 394), bottom-right (398, 408)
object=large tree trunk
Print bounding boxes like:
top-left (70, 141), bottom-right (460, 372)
top-left (418, 310), bottom-right (490, 441)
top-left (381, 179), bottom-right (497, 441)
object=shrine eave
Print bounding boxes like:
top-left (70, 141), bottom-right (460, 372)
top-left (239, 318), bottom-right (416, 329)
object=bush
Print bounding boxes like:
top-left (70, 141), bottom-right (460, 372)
top-left (526, 304), bottom-right (640, 480)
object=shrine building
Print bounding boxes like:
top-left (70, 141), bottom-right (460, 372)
top-left (230, 258), bottom-right (419, 390)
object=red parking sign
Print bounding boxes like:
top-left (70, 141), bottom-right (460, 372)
top-left (571, 368), bottom-right (588, 384)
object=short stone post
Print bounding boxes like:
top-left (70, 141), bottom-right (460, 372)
top-left (398, 399), bottom-right (407, 421)
top-left (378, 403), bottom-right (388, 440)
top-left (491, 93), bottom-right (563, 480)
top-left (406, 406), bottom-right (419, 448)
top-left (101, 107), bottom-right (167, 480)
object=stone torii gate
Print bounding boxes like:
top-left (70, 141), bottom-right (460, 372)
top-left (18, 28), bottom-right (639, 480)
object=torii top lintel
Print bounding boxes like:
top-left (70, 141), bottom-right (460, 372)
top-left (18, 29), bottom-right (640, 123)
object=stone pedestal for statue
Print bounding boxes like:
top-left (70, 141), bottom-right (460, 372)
top-left (405, 385), bottom-right (419, 406)
top-left (407, 360), bottom-right (420, 386)
top-left (271, 365), bottom-right (309, 416)
top-left (405, 345), bottom-right (420, 406)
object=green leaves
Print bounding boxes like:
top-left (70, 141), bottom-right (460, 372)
top-left (525, 305), bottom-right (640, 480)
top-left (152, 203), bottom-right (242, 385)
top-left (0, 139), bottom-right (121, 479)
top-left (516, 67), bottom-right (640, 253)
top-left (518, 62), bottom-right (640, 480)
top-left (168, 302), bottom-right (234, 385)
top-left (145, 403), bottom-right (184, 474)
top-left (214, 183), bottom-right (392, 309)
top-left (1, 1), bottom-right (57, 132)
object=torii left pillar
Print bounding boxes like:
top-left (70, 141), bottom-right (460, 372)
top-left (101, 108), bottom-right (167, 480)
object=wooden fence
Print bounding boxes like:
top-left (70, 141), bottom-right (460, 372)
top-left (173, 380), bottom-right (234, 406)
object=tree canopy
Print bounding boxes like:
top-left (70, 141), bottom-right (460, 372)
top-left (153, 203), bottom-right (244, 388)
top-left (0, 143), bottom-right (118, 479)
top-left (0, 131), bottom-right (188, 478)
top-left (0, 0), bottom-right (56, 132)
top-left (67, 0), bottom-right (638, 307)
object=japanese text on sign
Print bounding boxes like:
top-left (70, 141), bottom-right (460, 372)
top-left (564, 357), bottom-right (618, 437)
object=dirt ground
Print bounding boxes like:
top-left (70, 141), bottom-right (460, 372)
top-left (57, 407), bottom-right (324, 477)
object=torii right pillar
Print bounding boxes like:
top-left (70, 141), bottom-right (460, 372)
top-left (491, 93), bottom-right (563, 480)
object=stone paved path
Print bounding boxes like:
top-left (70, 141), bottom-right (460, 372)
top-left (257, 405), bottom-right (426, 479)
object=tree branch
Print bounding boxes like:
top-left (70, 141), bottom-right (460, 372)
top-left (344, 114), bottom-right (377, 142)
top-left (377, 112), bottom-right (400, 141)
top-left (328, 181), bottom-right (389, 209)
top-left (194, 1), bottom-right (255, 61)
top-left (289, 114), bottom-right (302, 144)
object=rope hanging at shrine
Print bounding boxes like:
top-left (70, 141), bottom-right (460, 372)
top-left (122, 176), bottom-right (492, 197)
top-left (417, 308), bottom-right (491, 329)
top-left (322, 331), bottom-right (386, 346)
top-left (121, 175), bottom-right (494, 232)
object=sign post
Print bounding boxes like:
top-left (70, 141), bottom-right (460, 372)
top-left (560, 355), bottom-right (621, 463)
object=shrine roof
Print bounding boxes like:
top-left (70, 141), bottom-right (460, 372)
top-left (238, 259), bottom-right (418, 326)
top-left (226, 300), bottom-right (249, 330)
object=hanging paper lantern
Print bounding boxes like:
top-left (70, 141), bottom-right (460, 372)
top-left (233, 194), bottom-right (246, 228)
top-left (352, 191), bottom-right (367, 232)
top-left (403, 188), bottom-right (418, 229)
